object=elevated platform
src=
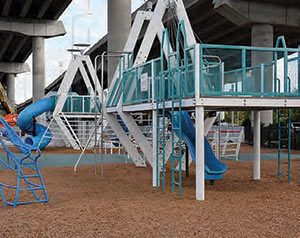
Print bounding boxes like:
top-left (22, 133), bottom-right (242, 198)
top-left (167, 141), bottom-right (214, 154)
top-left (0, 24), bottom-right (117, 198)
top-left (106, 97), bottom-right (300, 113)
top-left (106, 39), bottom-right (300, 114)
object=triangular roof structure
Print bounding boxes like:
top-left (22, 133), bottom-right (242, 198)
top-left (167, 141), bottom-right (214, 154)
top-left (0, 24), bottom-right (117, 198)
top-left (52, 55), bottom-right (103, 149)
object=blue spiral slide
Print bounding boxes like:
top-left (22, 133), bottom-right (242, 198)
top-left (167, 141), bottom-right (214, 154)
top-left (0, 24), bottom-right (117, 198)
top-left (173, 111), bottom-right (227, 180)
top-left (17, 97), bottom-right (56, 150)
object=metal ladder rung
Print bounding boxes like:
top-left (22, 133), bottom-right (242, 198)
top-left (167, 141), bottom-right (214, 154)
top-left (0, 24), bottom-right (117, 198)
top-left (20, 187), bottom-right (44, 191)
top-left (172, 155), bottom-right (181, 160)
top-left (173, 181), bottom-right (180, 186)
top-left (21, 174), bottom-right (39, 178)
top-left (21, 162), bottom-right (35, 165)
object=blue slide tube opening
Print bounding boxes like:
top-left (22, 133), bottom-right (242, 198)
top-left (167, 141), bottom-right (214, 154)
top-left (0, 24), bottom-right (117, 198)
top-left (17, 97), bottom-right (56, 150)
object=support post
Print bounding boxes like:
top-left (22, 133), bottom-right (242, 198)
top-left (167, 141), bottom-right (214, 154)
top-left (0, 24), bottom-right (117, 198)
top-left (288, 109), bottom-right (291, 182)
top-left (152, 109), bottom-right (157, 187)
top-left (253, 110), bottom-right (261, 180)
top-left (152, 60), bottom-right (158, 187)
top-left (298, 44), bottom-right (300, 94)
top-left (196, 106), bottom-right (205, 200)
top-left (32, 37), bottom-right (45, 102)
top-left (6, 73), bottom-right (15, 109)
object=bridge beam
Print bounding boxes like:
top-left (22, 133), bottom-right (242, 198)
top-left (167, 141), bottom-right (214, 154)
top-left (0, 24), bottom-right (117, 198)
top-left (0, 17), bottom-right (66, 37)
top-left (0, 62), bottom-right (30, 74)
top-left (0, 62), bottom-right (30, 110)
top-left (214, 0), bottom-right (300, 126)
top-left (213, 0), bottom-right (300, 29)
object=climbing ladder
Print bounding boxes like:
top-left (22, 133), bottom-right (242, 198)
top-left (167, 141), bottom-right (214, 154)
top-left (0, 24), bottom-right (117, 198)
top-left (276, 71), bottom-right (292, 181)
top-left (170, 64), bottom-right (183, 196)
top-left (0, 118), bottom-right (48, 207)
top-left (277, 108), bottom-right (292, 181)
top-left (170, 22), bottom-right (188, 196)
top-left (155, 48), bottom-right (167, 191)
top-left (155, 21), bottom-right (187, 196)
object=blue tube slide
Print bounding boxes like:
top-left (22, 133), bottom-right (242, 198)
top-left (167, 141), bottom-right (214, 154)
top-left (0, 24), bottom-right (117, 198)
top-left (17, 97), bottom-right (56, 150)
top-left (172, 111), bottom-right (227, 180)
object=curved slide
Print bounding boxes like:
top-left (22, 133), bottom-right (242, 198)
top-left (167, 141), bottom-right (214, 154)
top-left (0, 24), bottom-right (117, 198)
top-left (173, 111), bottom-right (227, 180)
top-left (18, 97), bottom-right (56, 150)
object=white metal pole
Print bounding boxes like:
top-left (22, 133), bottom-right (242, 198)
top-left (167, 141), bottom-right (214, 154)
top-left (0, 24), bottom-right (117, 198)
top-left (196, 106), bottom-right (205, 201)
top-left (100, 52), bottom-right (107, 178)
top-left (253, 110), bottom-right (261, 180)
top-left (151, 60), bottom-right (158, 187)
top-left (152, 110), bottom-right (157, 187)
top-left (94, 54), bottom-right (102, 176)
top-left (194, 44), bottom-right (205, 200)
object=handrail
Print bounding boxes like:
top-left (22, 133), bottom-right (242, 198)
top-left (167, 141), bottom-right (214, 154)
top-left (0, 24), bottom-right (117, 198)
top-left (201, 43), bottom-right (298, 53)
top-left (275, 35), bottom-right (287, 48)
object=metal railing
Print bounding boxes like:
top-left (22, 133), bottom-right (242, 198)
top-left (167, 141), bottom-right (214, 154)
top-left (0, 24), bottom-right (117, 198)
top-left (118, 36), bottom-right (300, 107)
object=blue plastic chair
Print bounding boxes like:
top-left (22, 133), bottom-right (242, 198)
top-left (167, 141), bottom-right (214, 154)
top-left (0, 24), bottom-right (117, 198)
top-left (0, 118), bottom-right (48, 208)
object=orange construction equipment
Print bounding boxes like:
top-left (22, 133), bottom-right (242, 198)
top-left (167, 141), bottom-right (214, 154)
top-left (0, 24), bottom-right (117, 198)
top-left (0, 82), bottom-right (14, 114)
top-left (3, 114), bottom-right (18, 127)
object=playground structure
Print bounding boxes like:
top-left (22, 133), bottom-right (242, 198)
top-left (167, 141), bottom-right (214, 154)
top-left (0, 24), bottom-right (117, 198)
top-left (102, 0), bottom-right (300, 200)
top-left (0, 0), bottom-right (299, 207)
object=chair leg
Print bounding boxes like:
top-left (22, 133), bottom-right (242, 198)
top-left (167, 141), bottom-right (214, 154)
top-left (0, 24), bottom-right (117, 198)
top-left (0, 185), bottom-right (6, 207)
top-left (34, 164), bottom-right (49, 202)
top-left (13, 166), bottom-right (21, 208)
top-left (20, 168), bottom-right (40, 200)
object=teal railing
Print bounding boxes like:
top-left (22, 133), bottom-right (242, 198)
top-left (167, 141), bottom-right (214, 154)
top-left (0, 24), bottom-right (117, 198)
top-left (199, 40), bottom-right (300, 97)
top-left (62, 95), bottom-right (101, 114)
top-left (122, 60), bottom-right (153, 105)
top-left (119, 36), bottom-right (300, 106)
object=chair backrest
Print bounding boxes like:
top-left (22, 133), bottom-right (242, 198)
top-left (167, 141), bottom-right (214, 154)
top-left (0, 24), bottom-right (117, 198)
top-left (0, 118), bottom-right (30, 154)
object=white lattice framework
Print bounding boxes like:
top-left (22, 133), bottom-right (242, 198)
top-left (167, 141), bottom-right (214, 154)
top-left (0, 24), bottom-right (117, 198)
top-left (41, 55), bottom-right (105, 150)
top-left (105, 0), bottom-right (218, 182)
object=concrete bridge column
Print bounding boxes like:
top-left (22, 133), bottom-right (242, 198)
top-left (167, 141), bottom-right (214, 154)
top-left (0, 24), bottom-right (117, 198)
top-left (107, 0), bottom-right (131, 86)
top-left (6, 73), bottom-right (15, 108)
top-left (251, 24), bottom-right (274, 126)
top-left (32, 37), bottom-right (45, 102)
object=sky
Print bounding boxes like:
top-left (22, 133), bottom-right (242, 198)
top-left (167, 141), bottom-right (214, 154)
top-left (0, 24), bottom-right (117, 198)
top-left (15, 0), bottom-right (144, 104)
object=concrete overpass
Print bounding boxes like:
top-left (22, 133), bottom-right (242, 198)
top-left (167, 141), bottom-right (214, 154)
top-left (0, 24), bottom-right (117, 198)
top-left (17, 0), bottom-right (300, 112)
top-left (0, 0), bottom-right (72, 111)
